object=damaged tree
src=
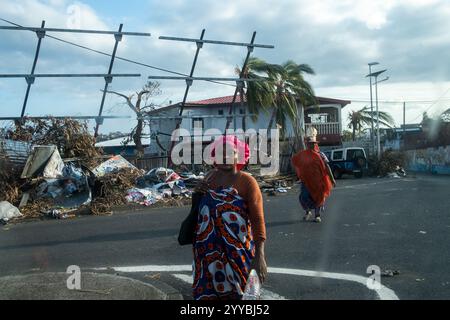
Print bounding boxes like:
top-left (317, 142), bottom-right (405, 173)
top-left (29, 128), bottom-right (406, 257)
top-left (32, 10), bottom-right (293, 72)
top-left (103, 81), bottom-right (162, 158)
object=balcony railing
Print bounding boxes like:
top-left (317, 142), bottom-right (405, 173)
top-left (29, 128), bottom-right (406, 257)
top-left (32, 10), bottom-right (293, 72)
top-left (305, 122), bottom-right (341, 135)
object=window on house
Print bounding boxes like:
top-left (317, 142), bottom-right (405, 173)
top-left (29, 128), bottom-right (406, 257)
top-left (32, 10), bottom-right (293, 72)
top-left (192, 118), bottom-right (204, 129)
top-left (308, 113), bottom-right (328, 124)
top-left (218, 110), bottom-right (224, 116)
top-left (240, 109), bottom-right (245, 115)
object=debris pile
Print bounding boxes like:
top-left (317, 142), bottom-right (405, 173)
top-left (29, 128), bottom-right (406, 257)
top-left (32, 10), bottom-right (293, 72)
top-left (377, 150), bottom-right (407, 177)
top-left (91, 167), bottom-right (143, 215)
top-left (6, 118), bottom-right (103, 168)
top-left (0, 157), bottom-right (22, 204)
top-left (256, 174), bottom-right (296, 195)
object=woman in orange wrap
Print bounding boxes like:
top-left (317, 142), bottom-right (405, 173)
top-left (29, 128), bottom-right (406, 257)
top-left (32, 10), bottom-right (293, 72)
top-left (291, 129), bottom-right (336, 223)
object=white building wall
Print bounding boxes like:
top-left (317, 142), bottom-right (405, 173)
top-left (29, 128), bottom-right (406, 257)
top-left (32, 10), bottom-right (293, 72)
top-left (147, 102), bottom-right (344, 155)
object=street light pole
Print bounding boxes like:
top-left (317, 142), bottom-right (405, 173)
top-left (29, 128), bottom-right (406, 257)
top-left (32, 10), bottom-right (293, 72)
top-left (374, 75), bottom-right (389, 159)
top-left (368, 62), bottom-right (379, 155)
top-left (366, 68), bottom-right (387, 160)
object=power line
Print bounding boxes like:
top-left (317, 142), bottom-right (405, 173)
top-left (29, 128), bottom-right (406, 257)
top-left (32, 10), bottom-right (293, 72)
top-left (348, 98), bottom-right (450, 104)
top-left (0, 17), bottom-right (237, 89)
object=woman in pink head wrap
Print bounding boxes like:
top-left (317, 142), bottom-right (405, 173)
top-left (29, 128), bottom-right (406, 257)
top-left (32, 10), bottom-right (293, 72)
top-left (191, 135), bottom-right (267, 300)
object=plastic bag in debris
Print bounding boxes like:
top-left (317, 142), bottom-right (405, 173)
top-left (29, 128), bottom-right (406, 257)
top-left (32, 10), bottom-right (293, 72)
top-left (92, 155), bottom-right (137, 177)
top-left (146, 167), bottom-right (181, 183)
top-left (126, 188), bottom-right (162, 206)
top-left (0, 201), bottom-right (23, 223)
top-left (242, 270), bottom-right (261, 300)
top-left (63, 163), bottom-right (84, 182)
top-left (36, 179), bottom-right (64, 199)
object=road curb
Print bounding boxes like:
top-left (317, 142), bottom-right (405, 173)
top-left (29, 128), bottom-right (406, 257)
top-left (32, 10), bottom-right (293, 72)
top-left (0, 272), bottom-right (183, 300)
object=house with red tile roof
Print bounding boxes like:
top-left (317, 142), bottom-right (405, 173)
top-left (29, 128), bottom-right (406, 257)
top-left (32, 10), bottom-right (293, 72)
top-left (145, 95), bottom-right (350, 155)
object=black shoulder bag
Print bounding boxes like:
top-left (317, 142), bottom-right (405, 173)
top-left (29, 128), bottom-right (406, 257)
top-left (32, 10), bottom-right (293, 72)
top-left (178, 192), bottom-right (202, 246)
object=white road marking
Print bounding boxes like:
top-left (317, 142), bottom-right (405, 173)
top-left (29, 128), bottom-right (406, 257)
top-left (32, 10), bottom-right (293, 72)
top-left (269, 267), bottom-right (398, 301)
top-left (171, 273), bottom-right (288, 300)
top-left (334, 178), bottom-right (413, 190)
top-left (94, 265), bottom-right (399, 300)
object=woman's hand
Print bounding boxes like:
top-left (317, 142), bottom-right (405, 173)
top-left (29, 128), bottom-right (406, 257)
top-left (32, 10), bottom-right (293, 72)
top-left (251, 241), bottom-right (267, 284)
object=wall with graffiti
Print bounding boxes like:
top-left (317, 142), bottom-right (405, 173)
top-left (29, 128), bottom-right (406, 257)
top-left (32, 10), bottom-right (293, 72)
top-left (405, 145), bottom-right (450, 175)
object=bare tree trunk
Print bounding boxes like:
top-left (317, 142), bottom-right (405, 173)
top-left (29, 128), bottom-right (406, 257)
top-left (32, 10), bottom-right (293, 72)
top-left (133, 95), bottom-right (145, 158)
top-left (133, 118), bottom-right (144, 158)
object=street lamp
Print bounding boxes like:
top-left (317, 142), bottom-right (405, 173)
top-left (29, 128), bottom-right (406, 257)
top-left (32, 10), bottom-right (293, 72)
top-left (368, 62), bottom-right (379, 153)
top-left (366, 69), bottom-right (387, 159)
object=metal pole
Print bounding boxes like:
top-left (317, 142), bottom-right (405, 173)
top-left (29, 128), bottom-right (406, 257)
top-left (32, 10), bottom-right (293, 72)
top-left (179, 29), bottom-right (206, 116)
top-left (226, 32), bottom-right (256, 131)
top-left (369, 65), bottom-right (374, 154)
top-left (20, 20), bottom-right (45, 118)
top-left (403, 101), bottom-right (406, 150)
top-left (375, 76), bottom-right (381, 159)
top-left (167, 29), bottom-right (206, 167)
top-left (94, 24), bottom-right (123, 137)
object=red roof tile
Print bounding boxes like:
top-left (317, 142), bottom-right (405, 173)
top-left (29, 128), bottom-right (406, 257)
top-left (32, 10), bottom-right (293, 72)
top-left (187, 95), bottom-right (245, 105)
top-left (187, 95), bottom-right (350, 107)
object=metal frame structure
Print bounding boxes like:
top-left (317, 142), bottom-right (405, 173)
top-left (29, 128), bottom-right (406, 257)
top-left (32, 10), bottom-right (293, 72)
top-left (1, 22), bottom-right (275, 162)
top-left (0, 21), bottom-right (150, 135)
top-left (147, 30), bottom-right (274, 166)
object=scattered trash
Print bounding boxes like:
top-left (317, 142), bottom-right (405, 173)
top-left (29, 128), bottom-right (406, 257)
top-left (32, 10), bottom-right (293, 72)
top-left (381, 270), bottom-right (400, 277)
top-left (21, 146), bottom-right (63, 179)
top-left (416, 278), bottom-right (425, 282)
top-left (145, 273), bottom-right (161, 280)
top-left (419, 231), bottom-right (427, 234)
top-left (0, 201), bottom-right (23, 223)
top-left (126, 188), bottom-right (162, 206)
top-left (45, 209), bottom-right (76, 220)
top-left (93, 155), bottom-right (138, 177)
top-left (91, 167), bottom-right (142, 215)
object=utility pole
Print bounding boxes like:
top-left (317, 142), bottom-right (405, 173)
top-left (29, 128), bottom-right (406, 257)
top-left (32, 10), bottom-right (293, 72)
top-left (403, 101), bottom-right (406, 150)
top-left (366, 68), bottom-right (388, 160)
top-left (368, 62), bottom-right (379, 155)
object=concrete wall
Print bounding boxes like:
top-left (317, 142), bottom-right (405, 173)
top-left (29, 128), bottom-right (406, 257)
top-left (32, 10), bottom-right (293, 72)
top-left (405, 145), bottom-right (450, 175)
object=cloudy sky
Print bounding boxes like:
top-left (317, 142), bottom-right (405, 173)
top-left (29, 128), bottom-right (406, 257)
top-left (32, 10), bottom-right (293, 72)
top-left (1, 0), bottom-right (450, 134)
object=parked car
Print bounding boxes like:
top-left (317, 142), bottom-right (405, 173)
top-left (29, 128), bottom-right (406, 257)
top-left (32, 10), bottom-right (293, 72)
top-left (323, 147), bottom-right (368, 179)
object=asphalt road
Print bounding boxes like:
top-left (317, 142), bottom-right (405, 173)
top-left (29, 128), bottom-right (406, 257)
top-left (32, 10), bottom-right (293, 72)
top-left (1, 173), bottom-right (450, 300)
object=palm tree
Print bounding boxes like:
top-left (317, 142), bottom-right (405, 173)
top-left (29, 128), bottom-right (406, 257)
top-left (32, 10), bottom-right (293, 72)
top-left (238, 58), bottom-right (316, 151)
top-left (229, 57), bottom-right (275, 128)
top-left (348, 106), bottom-right (395, 141)
top-left (265, 61), bottom-right (316, 147)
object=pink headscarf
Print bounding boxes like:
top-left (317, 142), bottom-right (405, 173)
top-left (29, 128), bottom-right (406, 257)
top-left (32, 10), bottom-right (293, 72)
top-left (210, 135), bottom-right (250, 171)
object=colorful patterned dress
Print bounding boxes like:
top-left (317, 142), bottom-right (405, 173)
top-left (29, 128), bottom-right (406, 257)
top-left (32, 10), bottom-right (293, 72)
top-left (192, 187), bottom-right (255, 300)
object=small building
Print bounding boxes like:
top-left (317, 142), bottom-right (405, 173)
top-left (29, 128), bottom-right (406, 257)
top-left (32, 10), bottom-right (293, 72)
top-left (146, 95), bottom-right (351, 155)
